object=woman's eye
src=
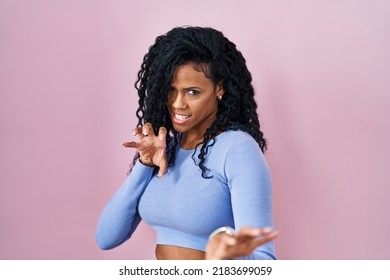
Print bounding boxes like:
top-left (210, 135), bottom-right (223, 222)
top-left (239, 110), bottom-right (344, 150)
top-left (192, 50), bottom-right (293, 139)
top-left (187, 89), bottom-right (199, 96)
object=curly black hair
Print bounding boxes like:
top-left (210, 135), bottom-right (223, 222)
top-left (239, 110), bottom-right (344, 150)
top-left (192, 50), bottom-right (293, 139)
top-left (133, 26), bottom-right (267, 178)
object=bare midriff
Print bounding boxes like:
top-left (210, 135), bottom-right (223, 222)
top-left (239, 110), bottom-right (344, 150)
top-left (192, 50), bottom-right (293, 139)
top-left (156, 245), bottom-right (205, 260)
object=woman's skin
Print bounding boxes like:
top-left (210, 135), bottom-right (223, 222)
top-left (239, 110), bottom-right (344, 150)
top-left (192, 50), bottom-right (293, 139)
top-left (123, 63), bottom-right (279, 259)
top-left (156, 245), bottom-right (205, 260)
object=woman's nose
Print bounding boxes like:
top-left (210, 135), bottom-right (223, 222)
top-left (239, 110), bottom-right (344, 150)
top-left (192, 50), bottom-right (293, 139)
top-left (170, 92), bottom-right (186, 109)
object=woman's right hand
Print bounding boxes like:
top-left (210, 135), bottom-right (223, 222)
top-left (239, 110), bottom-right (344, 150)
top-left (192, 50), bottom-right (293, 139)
top-left (205, 227), bottom-right (279, 260)
top-left (122, 123), bottom-right (168, 177)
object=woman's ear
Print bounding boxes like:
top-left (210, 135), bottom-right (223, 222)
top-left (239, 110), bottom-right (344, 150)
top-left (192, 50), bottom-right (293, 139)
top-left (216, 81), bottom-right (224, 99)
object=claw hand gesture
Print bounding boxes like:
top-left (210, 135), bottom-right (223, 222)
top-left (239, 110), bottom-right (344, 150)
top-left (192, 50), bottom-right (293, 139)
top-left (123, 123), bottom-right (168, 177)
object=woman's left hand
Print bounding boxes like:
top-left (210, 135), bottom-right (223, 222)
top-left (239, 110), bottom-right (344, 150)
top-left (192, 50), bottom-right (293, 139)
top-left (205, 227), bottom-right (279, 260)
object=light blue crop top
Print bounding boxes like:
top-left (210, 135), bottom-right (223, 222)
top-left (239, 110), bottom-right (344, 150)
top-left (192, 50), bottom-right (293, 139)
top-left (96, 130), bottom-right (276, 259)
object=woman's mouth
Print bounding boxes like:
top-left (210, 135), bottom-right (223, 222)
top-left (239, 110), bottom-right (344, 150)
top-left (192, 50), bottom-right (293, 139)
top-left (172, 113), bottom-right (191, 124)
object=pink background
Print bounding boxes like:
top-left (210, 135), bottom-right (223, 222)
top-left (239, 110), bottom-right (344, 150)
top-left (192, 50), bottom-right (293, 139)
top-left (1, 0), bottom-right (389, 259)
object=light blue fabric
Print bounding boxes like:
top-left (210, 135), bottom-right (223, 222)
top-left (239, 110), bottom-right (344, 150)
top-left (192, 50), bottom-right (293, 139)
top-left (96, 130), bottom-right (276, 259)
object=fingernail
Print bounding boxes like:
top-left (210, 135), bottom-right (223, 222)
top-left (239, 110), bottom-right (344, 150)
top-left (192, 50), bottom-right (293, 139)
top-left (132, 130), bottom-right (137, 136)
top-left (264, 227), bottom-right (273, 232)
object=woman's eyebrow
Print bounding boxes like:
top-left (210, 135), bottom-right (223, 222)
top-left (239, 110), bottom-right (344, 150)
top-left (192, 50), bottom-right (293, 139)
top-left (170, 85), bottom-right (202, 90)
top-left (183, 86), bottom-right (202, 90)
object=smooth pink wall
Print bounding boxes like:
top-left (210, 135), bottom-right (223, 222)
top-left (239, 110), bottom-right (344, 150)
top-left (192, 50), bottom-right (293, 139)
top-left (1, 0), bottom-right (389, 259)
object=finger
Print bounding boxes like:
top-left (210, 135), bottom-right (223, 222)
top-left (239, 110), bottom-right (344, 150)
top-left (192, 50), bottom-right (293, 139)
top-left (132, 127), bottom-right (142, 136)
top-left (250, 230), bottom-right (279, 248)
top-left (236, 227), bottom-right (263, 239)
top-left (258, 227), bottom-right (273, 235)
top-left (219, 233), bottom-right (237, 246)
top-left (132, 127), bottom-right (145, 141)
top-left (122, 141), bottom-right (138, 148)
top-left (235, 227), bottom-right (272, 246)
top-left (237, 227), bottom-right (274, 238)
top-left (157, 127), bottom-right (167, 143)
top-left (142, 123), bottom-right (154, 137)
top-left (158, 156), bottom-right (168, 178)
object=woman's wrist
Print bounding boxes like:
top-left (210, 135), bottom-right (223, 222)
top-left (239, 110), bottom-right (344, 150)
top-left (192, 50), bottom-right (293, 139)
top-left (206, 226), bottom-right (236, 260)
top-left (209, 226), bottom-right (235, 241)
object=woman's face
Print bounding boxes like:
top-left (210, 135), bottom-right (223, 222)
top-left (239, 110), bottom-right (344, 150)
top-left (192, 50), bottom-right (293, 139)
top-left (167, 63), bottom-right (223, 138)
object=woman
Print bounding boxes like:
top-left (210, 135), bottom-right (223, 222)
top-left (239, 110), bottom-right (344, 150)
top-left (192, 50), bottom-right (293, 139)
top-left (96, 26), bottom-right (279, 260)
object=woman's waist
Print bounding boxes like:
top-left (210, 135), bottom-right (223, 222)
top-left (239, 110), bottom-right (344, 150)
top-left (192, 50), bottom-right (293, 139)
top-left (156, 244), bottom-right (205, 260)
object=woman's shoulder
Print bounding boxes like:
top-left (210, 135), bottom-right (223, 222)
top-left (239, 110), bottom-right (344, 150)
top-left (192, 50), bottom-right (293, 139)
top-left (214, 130), bottom-right (270, 176)
top-left (216, 130), bottom-right (259, 146)
top-left (213, 130), bottom-right (262, 155)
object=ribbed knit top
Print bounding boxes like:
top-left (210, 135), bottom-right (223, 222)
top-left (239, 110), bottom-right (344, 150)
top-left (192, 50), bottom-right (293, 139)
top-left (96, 130), bottom-right (276, 259)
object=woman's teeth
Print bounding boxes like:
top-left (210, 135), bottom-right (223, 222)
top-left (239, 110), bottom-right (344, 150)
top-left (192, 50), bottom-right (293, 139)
top-left (174, 113), bottom-right (190, 120)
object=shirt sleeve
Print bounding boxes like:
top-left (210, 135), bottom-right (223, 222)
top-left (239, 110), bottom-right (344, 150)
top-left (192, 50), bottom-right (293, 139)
top-left (95, 160), bottom-right (155, 250)
top-left (224, 136), bottom-right (276, 260)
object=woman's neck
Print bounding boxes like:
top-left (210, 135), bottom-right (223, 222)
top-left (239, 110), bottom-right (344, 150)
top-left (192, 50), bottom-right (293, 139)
top-left (179, 133), bottom-right (204, 150)
top-left (179, 130), bottom-right (223, 150)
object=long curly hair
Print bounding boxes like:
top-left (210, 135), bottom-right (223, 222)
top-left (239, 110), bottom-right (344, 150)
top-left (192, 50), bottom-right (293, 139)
top-left (133, 26), bottom-right (267, 178)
